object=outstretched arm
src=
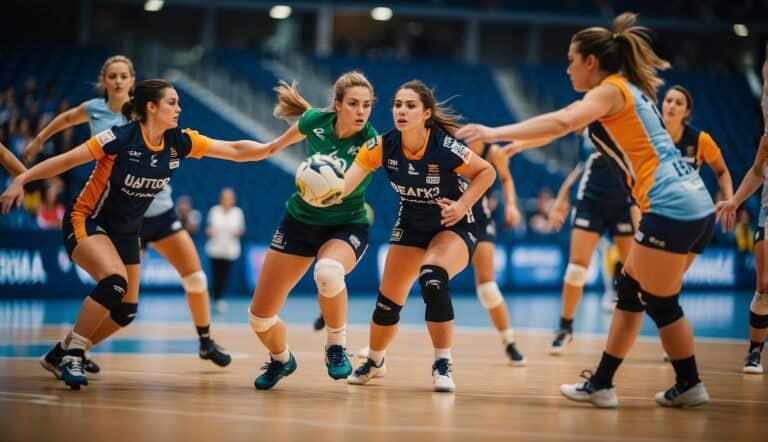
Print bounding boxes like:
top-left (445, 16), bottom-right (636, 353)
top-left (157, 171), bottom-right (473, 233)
top-left (0, 142), bottom-right (26, 176)
top-left (203, 123), bottom-right (306, 162)
top-left (548, 163), bottom-right (584, 231)
top-left (23, 102), bottom-right (89, 164)
top-left (489, 144), bottom-right (522, 227)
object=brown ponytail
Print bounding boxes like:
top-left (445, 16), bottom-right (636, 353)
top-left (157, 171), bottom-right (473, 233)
top-left (272, 80), bottom-right (312, 121)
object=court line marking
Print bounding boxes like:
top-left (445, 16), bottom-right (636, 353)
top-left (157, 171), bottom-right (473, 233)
top-left (0, 394), bottom-right (724, 441)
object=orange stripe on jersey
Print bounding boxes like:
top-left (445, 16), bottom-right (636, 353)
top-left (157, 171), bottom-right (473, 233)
top-left (70, 211), bottom-right (88, 241)
top-left (354, 135), bottom-right (384, 171)
top-left (183, 129), bottom-right (213, 159)
top-left (72, 155), bottom-right (116, 219)
top-left (140, 126), bottom-right (164, 152)
top-left (697, 131), bottom-right (722, 165)
top-left (402, 128), bottom-right (431, 161)
top-left (598, 75), bottom-right (661, 213)
top-left (86, 137), bottom-right (106, 160)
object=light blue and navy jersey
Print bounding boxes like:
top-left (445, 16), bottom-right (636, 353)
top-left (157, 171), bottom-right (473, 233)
top-left (586, 75), bottom-right (713, 221)
top-left (70, 122), bottom-right (211, 237)
top-left (576, 134), bottom-right (632, 206)
top-left (355, 127), bottom-right (474, 232)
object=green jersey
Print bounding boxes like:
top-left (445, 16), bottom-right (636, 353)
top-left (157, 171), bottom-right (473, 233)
top-left (285, 108), bottom-right (377, 225)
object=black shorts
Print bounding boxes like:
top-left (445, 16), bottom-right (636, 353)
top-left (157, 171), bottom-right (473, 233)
top-left (571, 198), bottom-right (634, 236)
top-left (269, 212), bottom-right (369, 260)
top-left (474, 216), bottom-right (497, 243)
top-left (755, 227), bottom-right (765, 243)
top-left (389, 220), bottom-right (479, 257)
top-left (63, 210), bottom-right (141, 265)
top-left (634, 212), bottom-right (715, 255)
top-left (141, 208), bottom-right (183, 247)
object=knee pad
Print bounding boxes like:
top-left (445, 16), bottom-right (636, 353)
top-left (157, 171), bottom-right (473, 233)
top-left (612, 262), bottom-right (624, 290)
top-left (248, 311), bottom-right (279, 333)
top-left (110, 302), bottom-right (138, 327)
top-left (89, 274), bottom-right (128, 311)
top-left (372, 292), bottom-right (402, 326)
top-left (615, 271), bottom-right (644, 312)
top-left (641, 291), bottom-right (684, 328)
top-left (314, 258), bottom-right (346, 298)
top-left (419, 265), bottom-right (454, 323)
top-left (476, 281), bottom-right (504, 309)
top-left (563, 263), bottom-right (587, 287)
top-left (181, 270), bottom-right (208, 293)
top-left (751, 312), bottom-right (768, 329)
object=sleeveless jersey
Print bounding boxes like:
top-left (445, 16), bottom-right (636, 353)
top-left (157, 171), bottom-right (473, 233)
top-left (76, 122), bottom-right (211, 235)
top-left (586, 75), bottom-right (713, 220)
top-left (673, 123), bottom-right (723, 170)
top-left (355, 127), bottom-right (474, 232)
top-left (575, 134), bottom-right (632, 205)
top-left (285, 108), bottom-right (377, 225)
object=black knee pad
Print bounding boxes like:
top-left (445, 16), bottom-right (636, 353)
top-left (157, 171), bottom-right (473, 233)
top-left (89, 274), bottom-right (128, 311)
top-left (110, 302), bottom-right (138, 327)
top-left (615, 271), bottom-right (644, 313)
top-left (641, 291), bottom-right (684, 328)
top-left (750, 312), bottom-right (768, 329)
top-left (612, 262), bottom-right (624, 290)
top-left (372, 292), bottom-right (402, 326)
top-left (419, 265), bottom-right (453, 323)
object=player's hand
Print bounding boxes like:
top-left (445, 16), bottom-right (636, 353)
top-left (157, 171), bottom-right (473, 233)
top-left (438, 198), bottom-right (469, 227)
top-left (714, 199), bottom-right (737, 232)
top-left (504, 204), bottom-right (522, 228)
top-left (455, 124), bottom-right (494, 145)
top-left (548, 199), bottom-right (569, 232)
top-left (500, 143), bottom-right (524, 158)
top-left (22, 138), bottom-right (43, 165)
top-left (0, 179), bottom-right (25, 215)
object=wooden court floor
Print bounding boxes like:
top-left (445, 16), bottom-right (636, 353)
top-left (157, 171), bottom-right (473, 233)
top-left (1, 323), bottom-right (766, 442)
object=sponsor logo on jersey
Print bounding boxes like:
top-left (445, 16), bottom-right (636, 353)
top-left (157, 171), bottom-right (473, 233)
top-left (150, 154), bottom-right (159, 168)
top-left (390, 183), bottom-right (440, 200)
top-left (128, 150), bottom-right (142, 158)
top-left (443, 136), bottom-right (471, 163)
top-left (313, 128), bottom-right (326, 140)
top-left (426, 163), bottom-right (440, 184)
top-left (170, 148), bottom-right (178, 158)
top-left (390, 228), bottom-right (403, 241)
top-left (123, 174), bottom-right (171, 190)
top-left (574, 217), bottom-right (590, 228)
top-left (386, 159), bottom-right (399, 171)
top-left (169, 159), bottom-right (180, 169)
top-left (407, 163), bottom-right (419, 176)
top-left (348, 234), bottom-right (361, 250)
top-left (271, 232), bottom-right (285, 249)
top-left (366, 137), bottom-right (378, 150)
top-left (95, 129), bottom-right (116, 147)
top-left (347, 145), bottom-right (361, 156)
top-left (171, 220), bottom-right (183, 231)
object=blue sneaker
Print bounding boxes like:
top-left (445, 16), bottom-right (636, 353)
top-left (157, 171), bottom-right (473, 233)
top-left (325, 344), bottom-right (352, 380)
top-left (60, 349), bottom-right (88, 390)
top-left (254, 354), bottom-right (297, 390)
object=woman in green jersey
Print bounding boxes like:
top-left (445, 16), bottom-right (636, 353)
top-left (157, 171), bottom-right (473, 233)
top-left (247, 72), bottom-right (377, 390)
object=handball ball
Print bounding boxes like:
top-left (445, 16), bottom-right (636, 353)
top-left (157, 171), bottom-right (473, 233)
top-left (295, 154), bottom-right (345, 207)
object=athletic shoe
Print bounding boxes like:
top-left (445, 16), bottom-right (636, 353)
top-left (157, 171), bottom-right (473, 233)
top-left (60, 349), bottom-right (88, 390)
top-left (325, 344), bottom-right (352, 380)
top-left (347, 357), bottom-right (387, 385)
top-left (743, 350), bottom-right (763, 374)
top-left (313, 315), bottom-right (325, 331)
top-left (505, 343), bottom-right (527, 366)
top-left (655, 382), bottom-right (709, 407)
top-left (199, 339), bottom-right (232, 367)
top-left (40, 342), bottom-right (66, 379)
top-left (254, 353), bottom-right (297, 390)
top-left (549, 329), bottom-right (573, 355)
top-left (432, 358), bottom-right (455, 393)
top-left (82, 351), bottom-right (100, 373)
top-left (560, 371), bottom-right (618, 408)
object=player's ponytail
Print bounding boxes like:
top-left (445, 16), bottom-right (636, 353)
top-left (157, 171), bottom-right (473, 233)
top-left (273, 80), bottom-right (312, 121)
top-left (122, 79), bottom-right (173, 123)
top-left (397, 80), bottom-right (462, 137)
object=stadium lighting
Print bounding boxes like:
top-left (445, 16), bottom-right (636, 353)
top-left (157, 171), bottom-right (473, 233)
top-left (270, 5), bottom-right (292, 19)
top-left (733, 24), bottom-right (749, 37)
top-left (144, 0), bottom-right (164, 12)
top-left (371, 7), bottom-right (393, 21)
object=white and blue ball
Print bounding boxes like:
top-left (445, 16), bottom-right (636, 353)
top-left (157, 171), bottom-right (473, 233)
top-left (295, 154), bottom-right (345, 207)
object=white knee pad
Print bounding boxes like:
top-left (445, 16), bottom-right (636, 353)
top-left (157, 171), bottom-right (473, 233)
top-left (564, 263), bottom-right (588, 287)
top-left (314, 258), bottom-right (346, 298)
top-left (752, 292), bottom-right (768, 315)
top-left (248, 311), bottom-right (279, 333)
top-left (181, 270), bottom-right (208, 293)
top-left (476, 281), bottom-right (504, 309)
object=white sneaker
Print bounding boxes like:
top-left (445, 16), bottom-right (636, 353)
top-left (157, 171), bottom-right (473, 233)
top-left (560, 380), bottom-right (618, 408)
top-left (743, 350), bottom-right (763, 374)
top-left (655, 382), bottom-right (709, 408)
top-left (549, 329), bottom-right (572, 355)
top-left (432, 358), bottom-right (455, 393)
top-left (347, 357), bottom-right (387, 385)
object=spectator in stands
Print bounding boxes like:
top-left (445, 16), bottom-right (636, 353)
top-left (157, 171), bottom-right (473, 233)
top-left (205, 187), bottom-right (245, 313)
top-left (529, 187), bottom-right (555, 233)
top-left (36, 178), bottom-right (64, 229)
top-left (176, 195), bottom-right (201, 236)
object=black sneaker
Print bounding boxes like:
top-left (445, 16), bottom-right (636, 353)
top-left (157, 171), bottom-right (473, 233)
top-left (313, 315), bottom-right (325, 331)
top-left (505, 342), bottom-right (527, 366)
top-left (549, 328), bottom-right (573, 355)
top-left (743, 350), bottom-right (763, 374)
top-left (83, 351), bottom-right (101, 374)
top-left (40, 342), bottom-right (66, 379)
top-left (199, 339), bottom-right (232, 367)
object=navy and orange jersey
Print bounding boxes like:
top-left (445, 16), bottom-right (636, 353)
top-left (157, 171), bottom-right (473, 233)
top-left (586, 74), bottom-right (713, 220)
top-left (71, 121), bottom-right (211, 237)
top-left (673, 123), bottom-right (723, 170)
top-left (576, 134), bottom-right (632, 206)
top-left (355, 127), bottom-right (474, 232)
top-left (470, 144), bottom-right (494, 223)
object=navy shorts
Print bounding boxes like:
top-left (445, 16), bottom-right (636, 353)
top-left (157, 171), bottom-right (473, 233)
top-left (389, 220), bottom-right (479, 257)
top-left (63, 210), bottom-right (141, 265)
top-left (141, 208), bottom-right (184, 247)
top-left (474, 216), bottom-right (497, 243)
top-left (634, 212), bottom-right (715, 254)
top-left (571, 198), bottom-right (634, 236)
top-left (269, 212), bottom-right (369, 260)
